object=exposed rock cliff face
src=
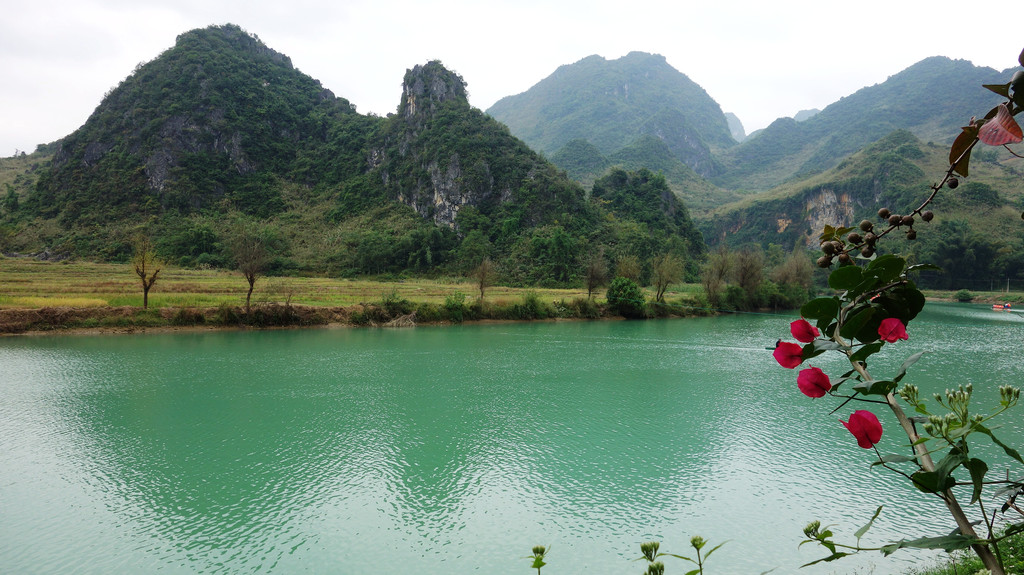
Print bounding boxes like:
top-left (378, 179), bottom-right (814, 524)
top-left (399, 61), bottom-right (468, 121)
top-left (805, 188), bottom-right (855, 241)
top-left (385, 61), bottom-right (520, 229)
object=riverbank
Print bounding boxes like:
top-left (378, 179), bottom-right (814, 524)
top-left (0, 257), bottom-right (713, 334)
top-left (3, 257), bottom-right (1021, 334)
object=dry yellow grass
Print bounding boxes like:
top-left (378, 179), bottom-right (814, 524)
top-left (0, 257), bottom-right (595, 310)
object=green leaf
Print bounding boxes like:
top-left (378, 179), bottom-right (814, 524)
top-left (801, 297), bottom-right (840, 322)
top-left (850, 342), bottom-right (884, 363)
top-left (703, 541), bottom-right (728, 560)
top-left (881, 535), bottom-right (978, 555)
top-left (893, 351), bottom-right (926, 383)
top-left (854, 506), bottom-right (883, 542)
top-left (867, 255), bottom-right (906, 284)
top-left (911, 470), bottom-right (957, 494)
top-left (965, 458), bottom-right (988, 504)
top-left (684, 569), bottom-right (701, 575)
top-left (662, 553), bottom-right (695, 563)
top-left (801, 552), bottom-right (850, 567)
top-left (974, 423), bottom-right (1024, 464)
top-left (840, 306), bottom-right (875, 339)
top-left (829, 265), bottom-right (864, 290)
top-left (984, 83), bottom-right (1012, 98)
top-left (852, 379), bottom-right (896, 396)
top-left (905, 263), bottom-right (942, 273)
top-left (876, 285), bottom-right (926, 324)
top-left (802, 339), bottom-right (842, 361)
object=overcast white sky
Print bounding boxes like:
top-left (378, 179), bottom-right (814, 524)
top-left (2, 0), bottom-right (1021, 157)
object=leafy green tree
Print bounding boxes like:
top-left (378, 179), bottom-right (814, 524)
top-left (651, 253), bottom-right (683, 303)
top-left (605, 276), bottom-right (645, 318)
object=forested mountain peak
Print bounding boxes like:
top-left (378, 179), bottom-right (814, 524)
top-left (38, 23), bottom-right (356, 223)
top-left (486, 51), bottom-right (735, 179)
top-left (713, 56), bottom-right (1013, 191)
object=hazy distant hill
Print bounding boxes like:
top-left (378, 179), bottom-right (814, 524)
top-left (487, 52), bottom-right (735, 178)
top-left (703, 129), bottom-right (1024, 287)
top-left (713, 57), bottom-right (1015, 191)
top-left (724, 113), bottom-right (746, 142)
top-left (5, 25), bottom-right (705, 283)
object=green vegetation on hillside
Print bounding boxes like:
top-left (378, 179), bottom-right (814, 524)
top-left (1, 26), bottom-right (709, 295)
top-left (704, 130), bottom-right (1024, 290)
top-left (714, 56), bottom-right (1018, 191)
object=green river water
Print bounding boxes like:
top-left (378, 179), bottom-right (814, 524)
top-left (1, 303), bottom-right (1022, 574)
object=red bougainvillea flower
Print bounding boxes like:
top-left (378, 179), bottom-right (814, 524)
top-left (773, 341), bottom-right (804, 369)
top-left (790, 318), bottom-right (820, 343)
top-left (841, 410), bottom-right (883, 449)
top-left (878, 318), bottom-right (909, 343)
top-left (797, 367), bottom-right (831, 398)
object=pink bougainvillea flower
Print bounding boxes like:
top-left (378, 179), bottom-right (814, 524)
top-left (790, 318), bottom-right (820, 343)
top-left (841, 410), bottom-right (883, 449)
top-left (878, 318), bottom-right (909, 343)
top-left (773, 341), bottom-right (804, 369)
top-left (797, 367), bottom-right (831, 398)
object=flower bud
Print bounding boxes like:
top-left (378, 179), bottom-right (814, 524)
top-left (640, 541), bottom-right (659, 562)
top-left (804, 521), bottom-right (821, 538)
top-left (897, 384), bottom-right (919, 405)
top-left (532, 545), bottom-right (546, 557)
top-left (690, 536), bottom-right (706, 550)
top-left (646, 561), bottom-right (665, 575)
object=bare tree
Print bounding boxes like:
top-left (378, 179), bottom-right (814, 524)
top-left (473, 257), bottom-right (496, 301)
top-left (231, 227), bottom-right (268, 312)
top-left (770, 247), bottom-right (814, 290)
top-left (583, 247), bottom-right (609, 300)
top-left (651, 253), bottom-right (683, 303)
top-left (732, 247), bottom-right (764, 300)
top-left (131, 234), bottom-right (162, 309)
top-left (701, 245), bottom-right (732, 309)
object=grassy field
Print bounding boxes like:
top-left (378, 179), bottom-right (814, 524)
top-left (0, 257), bottom-right (717, 332)
top-left (0, 257), bottom-right (609, 310)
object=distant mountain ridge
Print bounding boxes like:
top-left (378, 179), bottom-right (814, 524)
top-left (487, 52), bottom-right (735, 178)
top-left (713, 56), bottom-right (1015, 191)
